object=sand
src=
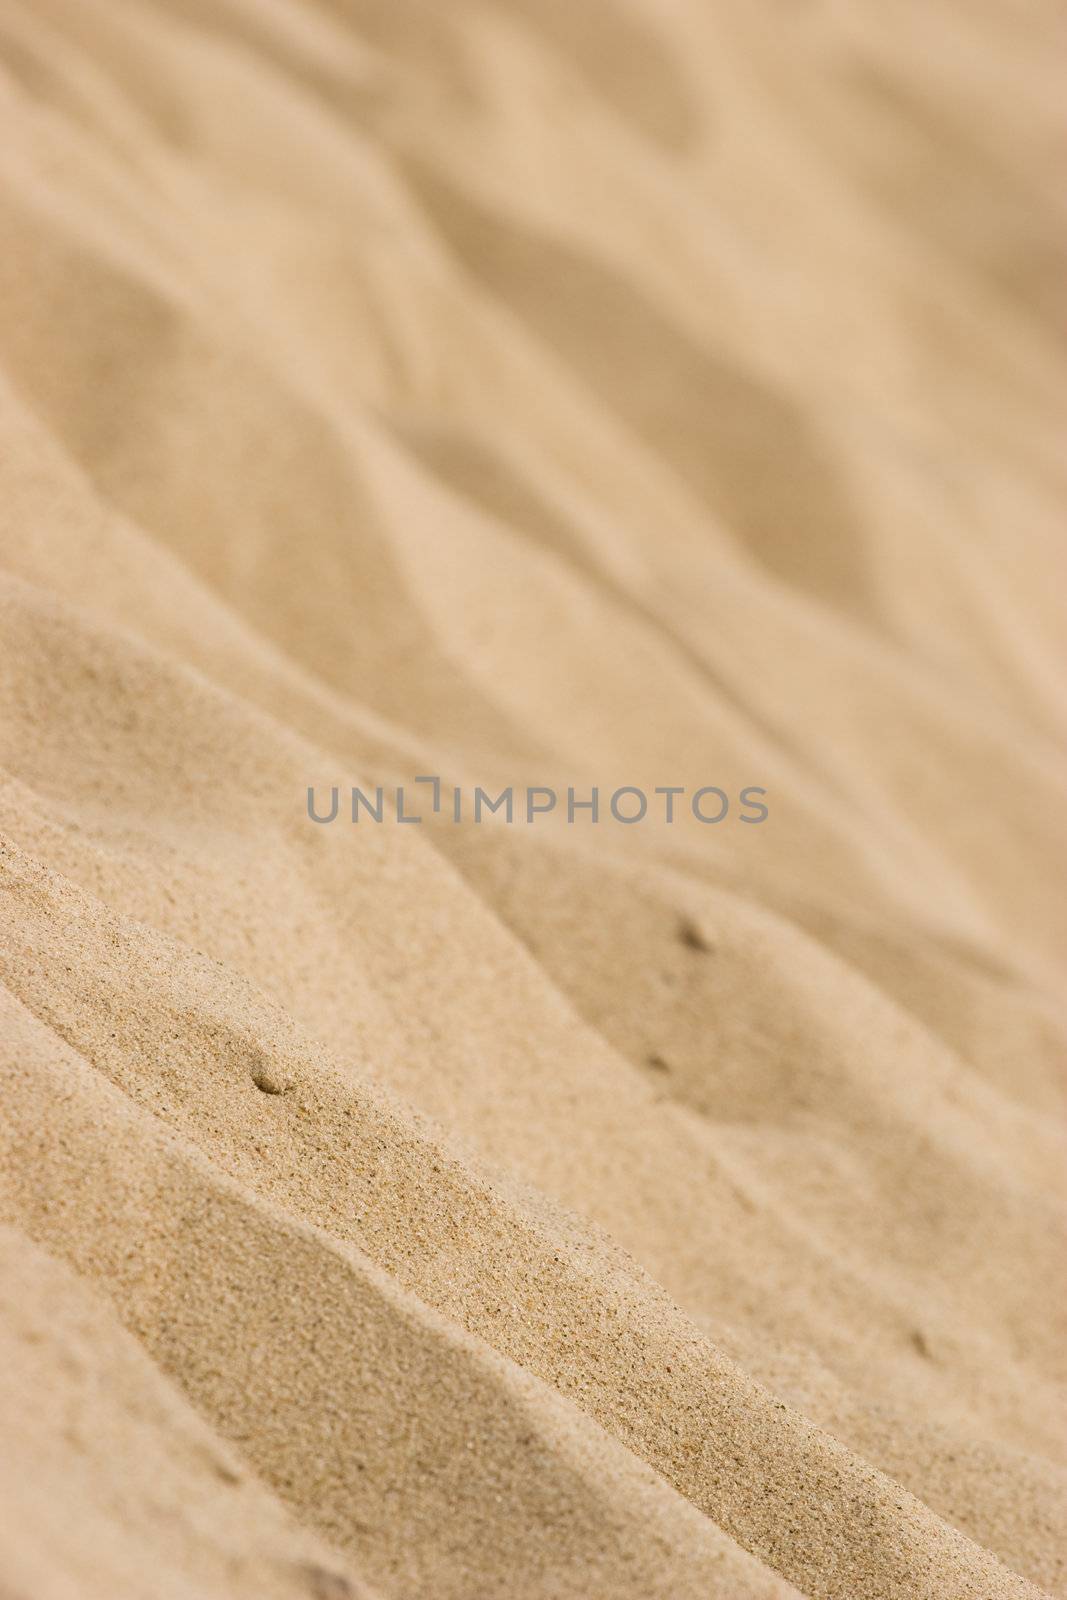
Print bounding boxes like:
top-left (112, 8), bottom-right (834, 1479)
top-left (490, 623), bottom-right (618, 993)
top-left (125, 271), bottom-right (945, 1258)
top-left (0, 1), bottom-right (1065, 1596)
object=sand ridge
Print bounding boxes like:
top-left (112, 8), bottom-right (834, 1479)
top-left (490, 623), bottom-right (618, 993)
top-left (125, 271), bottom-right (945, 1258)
top-left (0, 0), bottom-right (1065, 1596)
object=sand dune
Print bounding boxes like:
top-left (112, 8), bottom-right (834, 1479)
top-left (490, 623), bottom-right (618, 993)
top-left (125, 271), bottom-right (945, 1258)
top-left (1, 1), bottom-right (1065, 1596)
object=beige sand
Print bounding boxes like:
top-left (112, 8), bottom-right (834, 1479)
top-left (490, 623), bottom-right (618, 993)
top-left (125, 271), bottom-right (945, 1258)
top-left (1, 1), bottom-right (1066, 1596)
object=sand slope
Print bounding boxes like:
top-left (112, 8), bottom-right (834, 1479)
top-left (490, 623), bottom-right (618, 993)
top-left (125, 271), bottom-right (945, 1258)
top-left (0, 1), bottom-right (1065, 1596)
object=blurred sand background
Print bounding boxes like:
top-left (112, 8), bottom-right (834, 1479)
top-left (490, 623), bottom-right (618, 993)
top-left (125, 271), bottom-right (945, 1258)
top-left (1, 1), bottom-right (1066, 1596)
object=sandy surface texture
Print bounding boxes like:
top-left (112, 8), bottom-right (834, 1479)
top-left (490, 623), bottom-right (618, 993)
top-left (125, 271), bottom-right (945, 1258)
top-left (1, 1), bottom-right (1066, 1596)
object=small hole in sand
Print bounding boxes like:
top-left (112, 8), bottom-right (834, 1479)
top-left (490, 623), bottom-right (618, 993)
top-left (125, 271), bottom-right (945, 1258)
top-left (251, 1068), bottom-right (289, 1095)
top-left (647, 1053), bottom-right (672, 1073)
top-left (300, 1566), bottom-right (360, 1600)
top-left (678, 915), bottom-right (714, 953)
